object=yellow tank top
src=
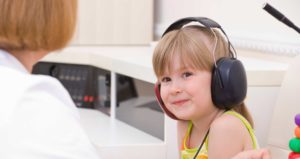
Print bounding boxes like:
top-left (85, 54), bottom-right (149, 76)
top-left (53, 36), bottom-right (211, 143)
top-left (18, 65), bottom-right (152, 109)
top-left (180, 110), bottom-right (257, 159)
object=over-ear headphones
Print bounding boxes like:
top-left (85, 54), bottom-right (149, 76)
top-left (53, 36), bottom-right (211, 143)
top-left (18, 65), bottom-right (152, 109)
top-left (154, 17), bottom-right (247, 120)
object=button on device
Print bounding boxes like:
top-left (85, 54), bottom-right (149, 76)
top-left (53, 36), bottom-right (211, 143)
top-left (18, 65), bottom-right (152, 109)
top-left (84, 95), bottom-right (89, 102)
top-left (89, 96), bottom-right (94, 102)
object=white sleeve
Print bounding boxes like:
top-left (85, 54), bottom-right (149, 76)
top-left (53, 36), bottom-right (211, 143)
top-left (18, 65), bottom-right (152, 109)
top-left (2, 77), bottom-right (101, 159)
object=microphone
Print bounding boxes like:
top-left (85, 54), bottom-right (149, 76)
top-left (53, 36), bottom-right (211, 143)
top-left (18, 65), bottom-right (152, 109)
top-left (263, 3), bottom-right (300, 34)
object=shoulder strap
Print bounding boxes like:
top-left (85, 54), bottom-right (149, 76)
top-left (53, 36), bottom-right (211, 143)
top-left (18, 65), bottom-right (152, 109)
top-left (225, 111), bottom-right (258, 149)
top-left (182, 121), bottom-right (193, 149)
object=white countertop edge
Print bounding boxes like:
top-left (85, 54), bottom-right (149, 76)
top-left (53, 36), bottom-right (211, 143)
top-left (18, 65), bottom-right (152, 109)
top-left (42, 46), bottom-right (289, 86)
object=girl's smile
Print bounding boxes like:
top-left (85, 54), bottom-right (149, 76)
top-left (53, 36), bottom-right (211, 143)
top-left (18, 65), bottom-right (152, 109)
top-left (171, 99), bottom-right (190, 106)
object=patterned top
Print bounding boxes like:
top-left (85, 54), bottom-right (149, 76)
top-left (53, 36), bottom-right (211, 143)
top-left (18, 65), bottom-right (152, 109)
top-left (180, 110), bottom-right (257, 159)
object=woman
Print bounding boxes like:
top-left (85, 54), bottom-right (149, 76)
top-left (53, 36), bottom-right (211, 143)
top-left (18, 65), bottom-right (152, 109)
top-left (0, 0), bottom-right (100, 158)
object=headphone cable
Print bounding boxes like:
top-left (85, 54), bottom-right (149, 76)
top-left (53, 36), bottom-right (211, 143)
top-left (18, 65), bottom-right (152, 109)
top-left (193, 129), bottom-right (210, 159)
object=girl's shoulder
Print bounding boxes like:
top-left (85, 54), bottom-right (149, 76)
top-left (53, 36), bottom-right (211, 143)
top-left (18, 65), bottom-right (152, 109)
top-left (209, 111), bottom-right (250, 148)
top-left (210, 111), bottom-right (247, 133)
top-left (207, 112), bottom-right (252, 158)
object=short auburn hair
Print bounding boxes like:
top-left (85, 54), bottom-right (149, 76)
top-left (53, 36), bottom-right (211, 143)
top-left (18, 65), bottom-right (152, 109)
top-left (0, 0), bottom-right (77, 52)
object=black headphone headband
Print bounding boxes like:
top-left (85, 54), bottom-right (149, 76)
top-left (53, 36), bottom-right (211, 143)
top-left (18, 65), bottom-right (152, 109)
top-left (162, 17), bottom-right (236, 58)
top-left (162, 17), bottom-right (221, 36)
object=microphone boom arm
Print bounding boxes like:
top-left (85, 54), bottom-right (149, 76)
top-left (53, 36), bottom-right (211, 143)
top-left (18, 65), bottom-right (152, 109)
top-left (263, 3), bottom-right (300, 34)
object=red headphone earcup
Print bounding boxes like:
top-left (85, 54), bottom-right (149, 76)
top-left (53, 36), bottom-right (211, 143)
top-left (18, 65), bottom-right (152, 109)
top-left (154, 83), bottom-right (179, 120)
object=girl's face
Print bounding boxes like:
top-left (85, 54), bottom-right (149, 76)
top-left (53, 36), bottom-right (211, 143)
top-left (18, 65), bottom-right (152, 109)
top-left (159, 55), bottom-right (216, 120)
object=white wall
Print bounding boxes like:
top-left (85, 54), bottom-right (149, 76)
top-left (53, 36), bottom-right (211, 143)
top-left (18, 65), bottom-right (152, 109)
top-left (72, 0), bottom-right (153, 45)
top-left (154, 0), bottom-right (300, 56)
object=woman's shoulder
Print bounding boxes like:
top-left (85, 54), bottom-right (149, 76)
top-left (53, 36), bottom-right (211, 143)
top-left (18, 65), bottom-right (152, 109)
top-left (25, 74), bottom-right (77, 111)
top-left (0, 68), bottom-right (68, 105)
top-left (0, 70), bottom-right (80, 126)
top-left (15, 73), bottom-right (77, 115)
top-left (15, 73), bottom-right (72, 102)
top-left (0, 66), bottom-right (64, 93)
top-left (29, 74), bottom-right (69, 95)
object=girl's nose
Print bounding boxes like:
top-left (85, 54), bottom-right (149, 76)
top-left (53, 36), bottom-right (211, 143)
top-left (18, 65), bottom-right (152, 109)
top-left (170, 81), bottom-right (182, 95)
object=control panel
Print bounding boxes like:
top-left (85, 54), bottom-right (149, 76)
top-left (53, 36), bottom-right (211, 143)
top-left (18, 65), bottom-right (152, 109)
top-left (32, 62), bottom-right (137, 111)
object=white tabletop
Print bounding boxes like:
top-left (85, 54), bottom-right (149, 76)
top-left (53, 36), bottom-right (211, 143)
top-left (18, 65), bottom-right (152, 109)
top-left (78, 109), bottom-right (166, 159)
top-left (43, 46), bottom-right (289, 86)
top-left (78, 108), bottom-right (162, 146)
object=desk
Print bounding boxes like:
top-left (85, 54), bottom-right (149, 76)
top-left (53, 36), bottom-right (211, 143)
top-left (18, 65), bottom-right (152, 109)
top-left (43, 46), bottom-right (289, 159)
top-left (78, 108), bottom-right (165, 159)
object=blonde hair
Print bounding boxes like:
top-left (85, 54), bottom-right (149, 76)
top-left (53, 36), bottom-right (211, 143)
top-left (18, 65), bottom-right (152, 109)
top-left (152, 26), bottom-right (254, 127)
top-left (0, 0), bottom-right (77, 52)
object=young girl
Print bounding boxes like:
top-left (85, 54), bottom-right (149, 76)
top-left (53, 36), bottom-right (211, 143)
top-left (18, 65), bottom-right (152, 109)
top-left (152, 17), bottom-right (257, 159)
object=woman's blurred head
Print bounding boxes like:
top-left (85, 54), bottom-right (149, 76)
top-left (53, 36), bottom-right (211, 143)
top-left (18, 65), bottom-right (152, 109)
top-left (0, 0), bottom-right (78, 52)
